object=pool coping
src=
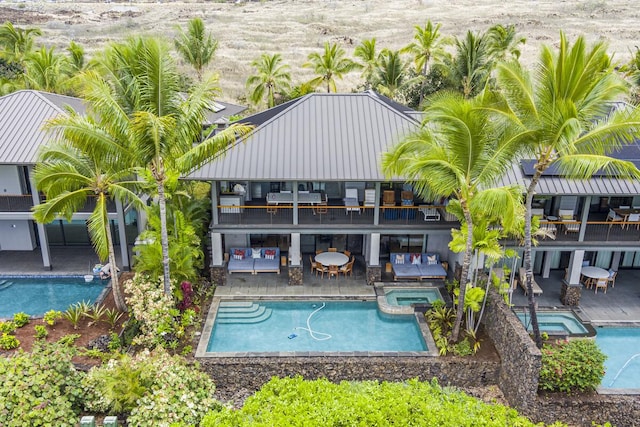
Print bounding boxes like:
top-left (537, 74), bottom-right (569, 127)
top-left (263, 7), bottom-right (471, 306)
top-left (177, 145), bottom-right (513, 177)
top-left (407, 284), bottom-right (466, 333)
top-left (512, 306), bottom-right (597, 338)
top-left (196, 296), bottom-right (439, 358)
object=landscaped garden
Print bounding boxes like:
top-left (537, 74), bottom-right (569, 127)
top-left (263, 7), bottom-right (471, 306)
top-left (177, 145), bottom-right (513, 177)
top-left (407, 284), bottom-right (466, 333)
top-left (1, 7), bottom-right (639, 425)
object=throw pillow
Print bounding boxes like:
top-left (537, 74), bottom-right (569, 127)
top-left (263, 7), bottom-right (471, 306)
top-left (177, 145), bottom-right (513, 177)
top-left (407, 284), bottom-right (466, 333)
top-left (264, 249), bottom-right (276, 260)
top-left (395, 254), bottom-right (404, 264)
top-left (427, 255), bottom-right (438, 265)
top-left (252, 248), bottom-right (262, 259)
top-left (233, 249), bottom-right (244, 260)
top-left (410, 253), bottom-right (421, 264)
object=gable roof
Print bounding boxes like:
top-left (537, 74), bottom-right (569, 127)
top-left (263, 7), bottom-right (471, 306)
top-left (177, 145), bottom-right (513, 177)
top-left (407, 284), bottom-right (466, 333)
top-left (187, 92), bottom-right (420, 181)
top-left (0, 90), bottom-right (86, 165)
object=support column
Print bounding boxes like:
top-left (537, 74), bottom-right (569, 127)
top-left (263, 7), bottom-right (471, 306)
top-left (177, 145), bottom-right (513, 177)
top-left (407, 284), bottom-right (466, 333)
top-left (29, 166), bottom-right (51, 270)
top-left (541, 250), bottom-right (552, 279)
top-left (288, 232), bottom-right (302, 286)
top-left (292, 181), bottom-right (299, 225)
top-left (611, 252), bottom-right (621, 272)
top-left (211, 182), bottom-right (219, 225)
top-left (561, 250), bottom-right (583, 306)
top-left (373, 182), bottom-right (381, 225)
top-left (115, 199), bottom-right (130, 271)
top-left (365, 233), bottom-right (381, 285)
top-left (578, 196), bottom-right (591, 242)
top-left (209, 232), bottom-right (226, 286)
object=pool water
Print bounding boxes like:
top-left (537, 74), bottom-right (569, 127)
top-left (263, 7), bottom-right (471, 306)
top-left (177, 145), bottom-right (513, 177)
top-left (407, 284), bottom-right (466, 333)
top-left (0, 277), bottom-right (107, 318)
top-left (384, 288), bottom-right (442, 306)
top-left (596, 327), bottom-right (640, 390)
top-left (516, 310), bottom-right (588, 335)
top-left (207, 300), bottom-right (427, 353)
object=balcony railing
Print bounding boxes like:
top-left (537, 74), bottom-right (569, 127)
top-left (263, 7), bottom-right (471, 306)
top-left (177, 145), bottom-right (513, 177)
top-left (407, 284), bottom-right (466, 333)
top-left (537, 220), bottom-right (640, 243)
top-left (0, 195), bottom-right (116, 213)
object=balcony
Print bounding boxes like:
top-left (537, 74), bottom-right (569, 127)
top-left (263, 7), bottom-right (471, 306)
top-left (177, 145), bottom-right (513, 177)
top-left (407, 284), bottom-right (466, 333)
top-left (0, 195), bottom-right (116, 213)
top-left (537, 219), bottom-right (640, 243)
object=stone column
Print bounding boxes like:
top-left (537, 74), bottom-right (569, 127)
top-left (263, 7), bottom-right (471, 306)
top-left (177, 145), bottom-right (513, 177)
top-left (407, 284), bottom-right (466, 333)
top-left (561, 250), bottom-right (584, 306)
top-left (288, 265), bottom-right (303, 286)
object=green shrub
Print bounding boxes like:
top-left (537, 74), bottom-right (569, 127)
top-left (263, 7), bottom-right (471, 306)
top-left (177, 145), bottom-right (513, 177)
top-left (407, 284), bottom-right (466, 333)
top-left (64, 304), bottom-right (84, 329)
top-left (57, 334), bottom-right (81, 346)
top-left (12, 312), bottom-right (30, 327)
top-left (0, 320), bottom-right (16, 334)
top-left (43, 310), bottom-right (63, 326)
top-left (201, 376), bottom-right (564, 427)
top-left (34, 324), bottom-right (48, 340)
top-left (85, 303), bottom-right (107, 326)
top-left (0, 341), bottom-right (84, 426)
top-left (0, 333), bottom-right (20, 350)
top-left (83, 350), bottom-right (219, 426)
top-left (539, 339), bottom-right (607, 393)
top-left (104, 307), bottom-right (123, 329)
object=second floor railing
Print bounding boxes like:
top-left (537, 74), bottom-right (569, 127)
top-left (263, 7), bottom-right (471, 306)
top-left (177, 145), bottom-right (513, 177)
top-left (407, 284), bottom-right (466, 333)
top-left (0, 195), bottom-right (116, 213)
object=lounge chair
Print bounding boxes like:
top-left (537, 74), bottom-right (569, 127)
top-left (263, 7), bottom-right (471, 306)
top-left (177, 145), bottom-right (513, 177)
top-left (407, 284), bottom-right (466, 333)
top-left (518, 267), bottom-right (543, 296)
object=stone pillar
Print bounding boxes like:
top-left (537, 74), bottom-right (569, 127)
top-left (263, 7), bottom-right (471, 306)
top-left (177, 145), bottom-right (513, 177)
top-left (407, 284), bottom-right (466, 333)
top-left (561, 250), bottom-right (584, 306)
top-left (210, 232), bottom-right (225, 285)
top-left (366, 264), bottom-right (381, 285)
top-left (210, 266), bottom-right (226, 287)
top-left (288, 265), bottom-right (303, 286)
top-left (560, 282), bottom-right (581, 306)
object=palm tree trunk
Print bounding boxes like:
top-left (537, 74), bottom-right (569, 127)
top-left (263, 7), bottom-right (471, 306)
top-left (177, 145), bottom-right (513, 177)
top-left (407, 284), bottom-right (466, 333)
top-left (524, 172), bottom-right (543, 348)
top-left (418, 59), bottom-right (429, 106)
top-left (157, 179), bottom-right (172, 296)
top-left (105, 217), bottom-right (126, 311)
top-left (451, 203), bottom-right (473, 342)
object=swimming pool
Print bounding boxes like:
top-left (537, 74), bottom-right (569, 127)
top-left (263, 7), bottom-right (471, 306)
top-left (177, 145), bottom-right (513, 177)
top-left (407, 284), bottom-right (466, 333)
top-left (384, 288), bottom-right (443, 306)
top-left (205, 300), bottom-right (428, 354)
top-left (515, 309), bottom-right (590, 336)
top-left (596, 327), bottom-right (640, 391)
top-left (0, 276), bottom-right (107, 318)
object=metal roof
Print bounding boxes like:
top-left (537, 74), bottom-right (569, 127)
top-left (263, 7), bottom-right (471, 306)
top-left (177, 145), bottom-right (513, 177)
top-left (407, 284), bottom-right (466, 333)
top-left (495, 162), bottom-right (640, 196)
top-left (188, 92), bottom-right (420, 181)
top-left (0, 90), bottom-right (85, 165)
top-left (203, 100), bottom-right (247, 126)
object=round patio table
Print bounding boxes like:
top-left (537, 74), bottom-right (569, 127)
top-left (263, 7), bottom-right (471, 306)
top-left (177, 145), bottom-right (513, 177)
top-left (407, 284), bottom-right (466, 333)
top-left (581, 266), bottom-right (610, 280)
top-left (315, 252), bottom-right (349, 267)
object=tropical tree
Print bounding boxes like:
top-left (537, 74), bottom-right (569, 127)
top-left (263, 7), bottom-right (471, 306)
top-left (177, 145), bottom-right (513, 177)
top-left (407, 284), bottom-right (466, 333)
top-left (382, 92), bottom-right (520, 341)
top-left (491, 32), bottom-right (640, 348)
top-left (402, 20), bottom-right (448, 105)
top-left (354, 38), bottom-right (379, 90)
top-left (246, 53), bottom-right (291, 108)
top-left (486, 24), bottom-right (526, 62)
top-left (372, 49), bottom-right (417, 102)
top-left (174, 17), bottom-right (218, 80)
top-left (446, 30), bottom-right (492, 98)
top-left (32, 128), bottom-right (143, 311)
top-left (66, 40), bottom-right (86, 74)
top-left (304, 42), bottom-right (356, 93)
top-left (0, 21), bottom-right (41, 65)
top-left (23, 46), bottom-right (71, 93)
top-left (87, 36), bottom-right (252, 295)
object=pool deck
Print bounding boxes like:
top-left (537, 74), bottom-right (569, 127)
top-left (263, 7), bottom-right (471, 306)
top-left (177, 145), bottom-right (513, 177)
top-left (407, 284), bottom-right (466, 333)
top-left (2, 247), bottom-right (640, 324)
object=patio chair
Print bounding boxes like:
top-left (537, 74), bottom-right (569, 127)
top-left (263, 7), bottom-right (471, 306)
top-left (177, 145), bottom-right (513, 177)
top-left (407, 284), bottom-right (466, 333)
top-left (559, 209), bottom-right (579, 234)
top-left (315, 262), bottom-right (328, 278)
top-left (625, 213), bottom-right (640, 229)
top-left (328, 247), bottom-right (337, 252)
top-left (309, 255), bottom-right (318, 275)
top-left (340, 259), bottom-right (354, 277)
top-left (344, 188), bottom-right (361, 214)
top-left (594, 277), bottom-right (608, 294)
top-left (363, 189), bottom-right (376, 211)
top-left (315, 200), bottom-right (328, 215)
top-left (327, 265), bottom-right (340, 279)
top-left (607, 270), bottom-right (617, 288)
top-left (418, 205), bottom-right (441, 221)
top-left (606, 209), bottom-right (624, 228)
top-left (518, 267), bottom-right (543, 296)
top-left (343, 250), bottom-right (351, 258)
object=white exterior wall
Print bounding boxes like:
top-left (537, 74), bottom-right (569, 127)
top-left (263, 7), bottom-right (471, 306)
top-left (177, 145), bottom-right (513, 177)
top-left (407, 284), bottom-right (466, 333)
top-left (0, 165), bottom-right (22, 194)
top-left (0, 220), bottom-right (36, 250)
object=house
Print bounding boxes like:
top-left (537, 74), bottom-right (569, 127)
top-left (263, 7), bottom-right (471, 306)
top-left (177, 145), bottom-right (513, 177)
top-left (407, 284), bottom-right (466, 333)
top-left (188, 91), bottom-right (640, 298)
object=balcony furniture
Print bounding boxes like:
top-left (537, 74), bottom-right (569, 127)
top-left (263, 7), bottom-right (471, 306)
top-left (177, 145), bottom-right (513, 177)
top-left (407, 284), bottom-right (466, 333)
top-left (619, 205), bottom-right (631, 209)
top-left (558, 209), bottom-right (579, 234)
top-left (266, 204), bottom-right (278, 215)
top-left (607, 270), bottom-right (617, 288)
top-left (339, 258), bottom-right (354, 277)
top-left (625, 213), bottom-right (640, 229)
top-left (531, 208), bottom-right (557, 239)
top-left (418, 205), bottom-right (441, 221)
top-left (266, 192), bottom-right (321, 205)
top-left (315, 262), bottom-right (328, 278)
top-left (328, 247), bottom-right (337, 252)
top-left (581, 266), bottom-right (609, 290)
top-left (607, 209), bottom-right (624, 227)
top-left (343, 250), bottom-right (351, 258)
top-left (316, 249), bottom-right (324, 255)
top-left (594, 277), bottom-right (608, 294)
top-left (219, 194), bottom-right (244, 213)
top-left (315, 251), bottom-right (349, 267)
top-left (227, 248), bottom-right (281, 275)
top-left (309, 255), bottom-right (318, 275)
top-left (344, 188), bottom-right (361, 214)
top-left (383, 190), bottom-right (395, 205)
top-left (390, 252), bottom-right (447, 281)
top-left (363, 189), bottom-right (376, 210)
top-left (315, 198), bottom-right (328, 214)
top-left (327, 265), bottom-right (340, 279)
top-left (518, 268), bottom-right (543, 296)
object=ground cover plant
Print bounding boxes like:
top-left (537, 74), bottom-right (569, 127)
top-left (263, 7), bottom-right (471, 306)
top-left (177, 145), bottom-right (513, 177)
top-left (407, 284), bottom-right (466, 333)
top-left (202, 376), bottom-right (568, 427)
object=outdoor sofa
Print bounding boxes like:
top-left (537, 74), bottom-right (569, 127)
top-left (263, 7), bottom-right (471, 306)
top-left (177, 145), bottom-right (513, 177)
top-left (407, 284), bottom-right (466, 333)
top-left (228, 247), bottom-right (280, 274)
top-left (390, 252), bottom-right (447, 281)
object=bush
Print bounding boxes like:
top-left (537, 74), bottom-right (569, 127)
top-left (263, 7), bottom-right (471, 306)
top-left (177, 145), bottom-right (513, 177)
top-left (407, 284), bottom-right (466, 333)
top-left (0, 341), bottom-right (84, 426)
top-left (201, 376), bottom-right (564, 427)
top-left (34, 324), bottom-right (48, 339)
top-left (0, 320), bottom-right (16, 334)
top-left (12, 312), bottom-right (30, 327)
top-left (539, 339), bottom-right (607, 393)
top-left (0, 333), bottom-right (20, 350)
top-left (83, 350), bottom-right (220, 426)
top-left (43, 310), bottom-right (63, 326)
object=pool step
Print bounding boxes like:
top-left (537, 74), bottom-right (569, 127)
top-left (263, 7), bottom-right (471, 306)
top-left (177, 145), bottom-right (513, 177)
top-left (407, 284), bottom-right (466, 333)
top-left (0, 280), bottom-right (13, 291)
top-left (216, 303), bottom-right (272, 324)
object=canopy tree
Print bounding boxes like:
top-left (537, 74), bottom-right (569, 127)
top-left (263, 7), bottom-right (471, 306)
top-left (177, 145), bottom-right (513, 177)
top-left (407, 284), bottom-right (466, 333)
top-left (491, 32), bottom-right (640, 347)
top-left (383, 92), bottom-right (520, 341)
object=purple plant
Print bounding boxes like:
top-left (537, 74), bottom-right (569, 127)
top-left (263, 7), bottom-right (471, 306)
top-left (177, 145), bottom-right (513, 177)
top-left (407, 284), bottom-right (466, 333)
top-left (177, 281), bottom-right (194, 311)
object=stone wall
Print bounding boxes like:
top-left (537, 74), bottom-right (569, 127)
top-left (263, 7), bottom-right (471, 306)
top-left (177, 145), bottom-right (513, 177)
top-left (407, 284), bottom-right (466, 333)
top-left (483, 286), bottom-right (541, 410)
top-left (209, 266), bottom-right (226, 286)
top-left (531, 394), bottom-right (640, 427)
top-left (200, 356), bottom-right (500, 395)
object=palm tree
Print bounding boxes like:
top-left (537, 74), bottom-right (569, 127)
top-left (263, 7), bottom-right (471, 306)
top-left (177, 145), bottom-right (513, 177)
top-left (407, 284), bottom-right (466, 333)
top-left (174, 17), bottom-right (218, 80)
top-left (0, 21), bottom-right (41, 65)
top-left (354, 38), bottom-right (378, 90)
top-left (66, 40), bottom-right (86, 74)
top-left (372, 49), bottom-right (417, 102)
top-left (446, 31), bottom-right (492, 98)
top-left (401, 20), bottom-right (448, 105)
top-left (87, 37), bottom-right (252, 295)
top-left (246, 53), bottom-right (291, 108)
top-left (23, 46), bottom-right (71, 94)
top-left (304, 42), bottom-right (356, 93)
top-left (491, 33), bottom-right (640, 348)
top-left (486, 24), bottom-right (526, 62)
top-left (382, 92), bottom-right (520, 341)
top-left (32, 134), bottom-right (143, 311)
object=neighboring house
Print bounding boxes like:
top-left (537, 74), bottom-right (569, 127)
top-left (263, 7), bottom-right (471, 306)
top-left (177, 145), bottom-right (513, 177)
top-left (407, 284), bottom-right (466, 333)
top-left (188, 91), bottom-right (640, 294)
top-left (0, 90), bottom-right (135, 270)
